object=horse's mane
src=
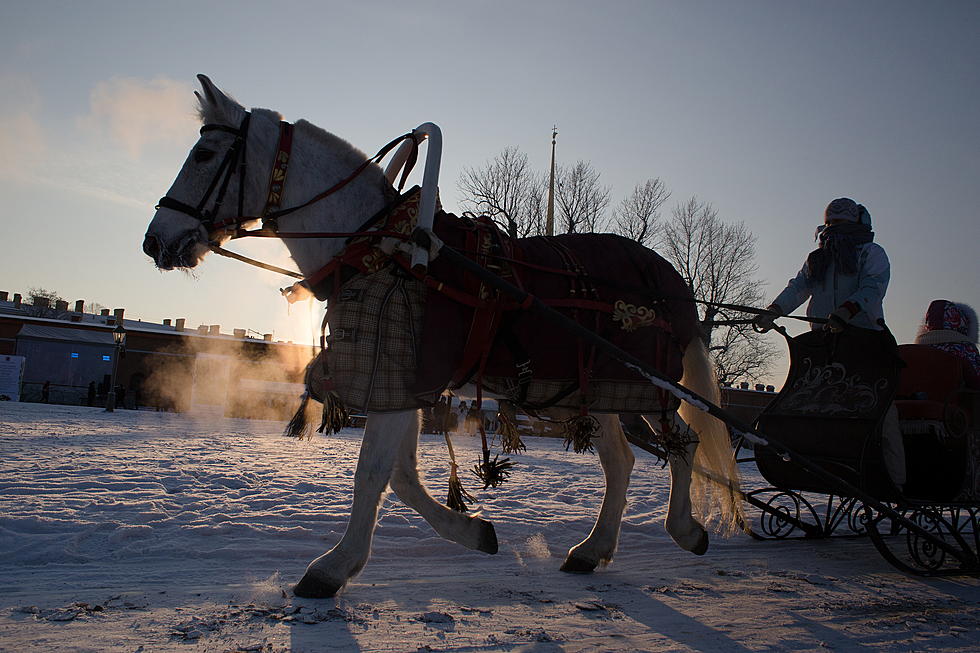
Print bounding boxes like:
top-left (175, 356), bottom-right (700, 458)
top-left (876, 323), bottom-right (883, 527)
top-left (195, 86), bottom-right (376, 175)
top-left (292, 118), bottom-right (373, 168)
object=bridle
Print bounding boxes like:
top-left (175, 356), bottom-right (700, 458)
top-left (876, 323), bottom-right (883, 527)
top-left (155, 113), bottom-right (254, 233)
top-left (157, 111), bottom-right (418, 234)
top-left (154, 111), bottom-right (422, 283)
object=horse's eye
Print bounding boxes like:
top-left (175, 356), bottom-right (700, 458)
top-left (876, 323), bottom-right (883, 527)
top-left (194, 148), bottom-right (215, 163)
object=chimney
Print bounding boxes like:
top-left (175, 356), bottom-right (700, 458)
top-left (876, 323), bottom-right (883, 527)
top-left (56, 300), bottom-right (69, 312)
top-left (263, 333), bottom-right (273, 342)
top-left (113, 308), bottom-right (125, 324)
top-left (163, 318), bottom-right (172, 326)
top-left (208, 325), bottom-right (220, 336)
top-left (175, 318), bottom-right (186, 332)
top-left (33, 297), bottom-right (49, 309)
top-left (755, 383), bottom-right (765, 392)
top-left (13, 293), bottom-right (21, 308)
top-left (0, 291), bottom-right (7, 301)
top-left (74, 300), bottom-right (84, 313)
top-left (739, 381), bottom-right (750, 390)
top-left (197, 325), bottom-right (208, 335)
top-left (100, 309), bottom-right (110, 316)
top-left (766, 385), bottom-right (775, 393)
top-left (233, 328), bottom-right (246, 339)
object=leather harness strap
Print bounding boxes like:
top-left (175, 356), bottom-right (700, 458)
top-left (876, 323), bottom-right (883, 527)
top-left (258, 121), bottom-right (293, 232)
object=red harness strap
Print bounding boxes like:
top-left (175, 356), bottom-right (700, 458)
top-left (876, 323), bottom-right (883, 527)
top-left (261, 121), bottom-right (294, 230)
top-left (449, 220), bottom-right (509, 388)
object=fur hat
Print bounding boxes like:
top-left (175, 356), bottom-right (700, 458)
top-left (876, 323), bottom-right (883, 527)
top-left (825, 198), bottom-right (871, 226)
top-left (914, 299), bottom-right (978, 345)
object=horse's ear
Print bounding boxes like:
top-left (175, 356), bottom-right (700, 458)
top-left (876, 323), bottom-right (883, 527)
top-left (196, 74), bottom-right (244, 126)
top-left (197, 74), bottom-right (223, 106)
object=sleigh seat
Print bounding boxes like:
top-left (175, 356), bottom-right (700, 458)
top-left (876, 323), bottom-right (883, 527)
top-left (894, 345), bottom-right (976, 501)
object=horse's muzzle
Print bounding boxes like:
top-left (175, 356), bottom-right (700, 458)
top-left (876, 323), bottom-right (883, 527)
top-left (143, 230), bottom-right (206, 270)
top-left (142, 233), bottom-right (161, 261)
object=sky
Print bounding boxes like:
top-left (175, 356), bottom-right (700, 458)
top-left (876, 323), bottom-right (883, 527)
top-left (1, 0), bottom-right (977, 386)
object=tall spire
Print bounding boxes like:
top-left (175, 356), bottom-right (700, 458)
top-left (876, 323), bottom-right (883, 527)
top-left (546, 125), bottom-right (557, 236)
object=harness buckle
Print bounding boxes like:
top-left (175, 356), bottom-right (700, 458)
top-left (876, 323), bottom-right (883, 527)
top-left (328, 328), bottom-right (357, 343)
top-left (339, 288), bottom-right (365, 303)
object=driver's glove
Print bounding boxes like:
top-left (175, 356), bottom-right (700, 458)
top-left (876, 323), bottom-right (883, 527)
top-left (753, 304), bottom-right (782, 332)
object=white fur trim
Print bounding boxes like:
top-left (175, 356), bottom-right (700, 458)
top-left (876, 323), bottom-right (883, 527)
top-left (914, 329), bottom-right (973, 346)
top-left (956, 303), bottom-right (978, 343)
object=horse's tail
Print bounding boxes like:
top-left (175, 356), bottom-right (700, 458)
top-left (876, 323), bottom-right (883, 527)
top-left (678, 337), bottom-right (743, 535)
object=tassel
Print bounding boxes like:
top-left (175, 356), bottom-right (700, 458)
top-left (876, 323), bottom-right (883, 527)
top-left (446, 464), bottom-right (474, 513)
top-left (498, 407), bottom-right (526, 455)
top-left (563, 415), bottom-right (600, 454)
top-left (284, 392), bottom-right (313, 439)
top-left (472, 454), bottom-right (515, 489)
top-left (443, 433), bottom-right (474, 512)
top-left (655, 411), bottom-right (698, 462)
top-left (316, 391), bottom-right (349, 435)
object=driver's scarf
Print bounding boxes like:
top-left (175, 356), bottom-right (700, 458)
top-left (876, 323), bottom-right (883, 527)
top-left (804, 222), bottom-right (874, 287)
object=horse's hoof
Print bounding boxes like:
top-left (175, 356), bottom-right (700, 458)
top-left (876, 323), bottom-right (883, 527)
top-left (691, 529), bottom-right (709, 556)
top-left (478, 520), bottom-right (498, 555)
top-left (293, 573), bottom-right (342, 598)
top-left (560, 554), bottom-right (597, 574)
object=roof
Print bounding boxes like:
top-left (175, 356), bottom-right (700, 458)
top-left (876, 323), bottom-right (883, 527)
top-left (16, 324), bottom-right (115, 345)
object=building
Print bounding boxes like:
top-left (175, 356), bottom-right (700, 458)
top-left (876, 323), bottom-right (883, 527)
top-left (720, 382), bottom-right (778, 425)
top-left (0, 291), bottom-right (315, 418)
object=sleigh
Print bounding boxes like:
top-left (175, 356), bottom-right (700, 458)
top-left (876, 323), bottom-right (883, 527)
top-left (736, 327), bottom-right (980, 576)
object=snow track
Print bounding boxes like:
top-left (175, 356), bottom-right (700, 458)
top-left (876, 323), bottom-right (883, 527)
top-left (1, 402), bottom-right (978, 651)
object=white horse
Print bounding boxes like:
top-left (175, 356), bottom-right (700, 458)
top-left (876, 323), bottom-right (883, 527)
top-left (143, 75), bottom-right (741, 598)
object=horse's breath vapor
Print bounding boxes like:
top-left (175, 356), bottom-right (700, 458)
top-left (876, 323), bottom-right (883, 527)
top-left (142, 327), bottom-right (313, 423)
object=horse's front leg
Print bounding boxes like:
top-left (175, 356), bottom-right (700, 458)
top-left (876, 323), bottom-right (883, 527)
top-left (652, 411), bottom-right (709, 555)
top-left (293, 411), bottom-right (414, 598)
top-left (561, 414), bottom-right (635, 573)
top-left (389, 412), bottom-right (498, 554)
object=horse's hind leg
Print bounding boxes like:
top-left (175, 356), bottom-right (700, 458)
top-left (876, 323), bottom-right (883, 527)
top-left (293, 411), bottom-right (413, 598)
top-left (646, 411), bottom-right (708, 555)
top-left (388, 415), bottom-right (498, 554)
top-left (561, 414), bottom-right (635, 573)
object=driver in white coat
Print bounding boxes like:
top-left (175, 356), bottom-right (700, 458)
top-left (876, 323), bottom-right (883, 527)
top-left (756, 198), bottom-right (904, 488)
top-left (756, 197), bottom-right (889, 333)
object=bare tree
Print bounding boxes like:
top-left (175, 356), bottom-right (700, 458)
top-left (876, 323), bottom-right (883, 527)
top-left (660, 197), bottom-right (778, 384)
top-left (555, 161), bottom-right (611, 234)
top-left (612, 178), bottom-right (670, 249)
top-left (24, 287), bottom-right (64, 318)
top-left (523, 175), bottom-right (548, 237)
top-left (456, 146), bottom-right (545, 238)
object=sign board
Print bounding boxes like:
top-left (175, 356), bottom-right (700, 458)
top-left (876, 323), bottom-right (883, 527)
top-left (0, 355), bottom-right (26, 402)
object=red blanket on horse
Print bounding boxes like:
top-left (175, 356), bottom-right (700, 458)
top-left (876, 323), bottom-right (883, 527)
top-left (312, 188), bottom-right (698, 415)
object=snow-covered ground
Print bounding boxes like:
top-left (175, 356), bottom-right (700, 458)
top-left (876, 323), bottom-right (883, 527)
top-left (1, 402), bottom-right (978, 652)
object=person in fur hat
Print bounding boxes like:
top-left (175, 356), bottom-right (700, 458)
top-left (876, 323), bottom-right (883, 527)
top-left (755, 198), bottom-right (889, 333)
top-left (915, 300), bottom-right (980, 388)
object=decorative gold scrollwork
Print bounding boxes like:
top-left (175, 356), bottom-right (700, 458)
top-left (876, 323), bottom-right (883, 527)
top-left (613, 299), bottom-right (659, 332)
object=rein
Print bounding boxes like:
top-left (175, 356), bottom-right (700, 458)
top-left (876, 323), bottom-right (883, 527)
top-left (161, 114), bottom-right (820, 327)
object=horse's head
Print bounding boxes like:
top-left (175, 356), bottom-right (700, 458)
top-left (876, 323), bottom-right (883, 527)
top-left (143, 75), bottom-right (252, 270)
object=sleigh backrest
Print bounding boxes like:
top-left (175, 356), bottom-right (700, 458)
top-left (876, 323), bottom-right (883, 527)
top-left (896, 344), bottom-right (965, 402)
top-left (895, 344), bottom-right (972, 501)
